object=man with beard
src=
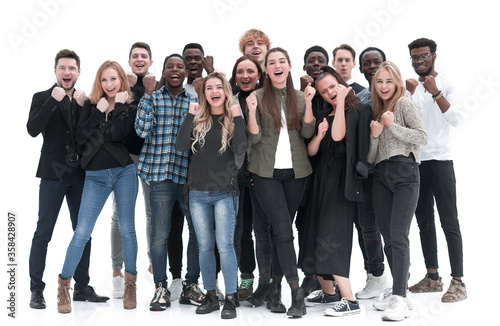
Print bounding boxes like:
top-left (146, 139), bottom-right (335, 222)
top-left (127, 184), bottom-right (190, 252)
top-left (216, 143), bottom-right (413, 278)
top-left (27, 49), bottom-right (109, 309)
top-left (406, 38), bottom-right (466, 303)
top-left (135, 54), bottom-right (204, 311)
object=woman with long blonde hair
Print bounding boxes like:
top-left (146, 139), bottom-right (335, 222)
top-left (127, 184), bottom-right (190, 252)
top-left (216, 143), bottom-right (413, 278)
top-left (176, 72), bottom-right (247, 319)
top-left (57, 61), bottom-right (138, 313)
top-left (368, 61), bottom-right (427, 321)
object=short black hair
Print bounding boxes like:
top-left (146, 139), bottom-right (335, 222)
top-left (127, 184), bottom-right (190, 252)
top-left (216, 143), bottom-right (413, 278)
top-left (55, 49), bottom-right (80, 69)
top-left (183, 43), bottom-right (204, 56)
top-left (163, 53), bottom-right (188, 71)
top-left (359, 47), bottom-right (386, 64)
top-left (408, 38), bottom-right (437, 54)
top-left (303, 45), bottom-right (329, 64)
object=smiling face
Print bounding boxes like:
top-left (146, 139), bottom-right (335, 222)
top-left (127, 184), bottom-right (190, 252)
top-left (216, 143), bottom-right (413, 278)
top-left (304, 51), bottom-right (328, 80)
top-left (235, 59), bottom-right (261, 92)
top-left (100, 67), bottom-right (122, 99)
top-left (360, 50), bottom-right (384, 85)
top-left (244, 38), bottom-right (267, 67)
top-left (375, 68), bottom-right (396, 103)
top-left (265, 51), bottom-right (291, 89)
top-left (204, 77), bottom-right (226, 111)
top-left (55, 57), bottom-right (80, 91)
top-left (183, 48), bottom-right (204, 81)
top-left (129, 47), bottom-right (152, 77)
top-left (316, 74), bottom-right (341, 108)
top-left (410, 45), bottom-right (436, 77)
top-left (163, 56), bottom-right (186, 90)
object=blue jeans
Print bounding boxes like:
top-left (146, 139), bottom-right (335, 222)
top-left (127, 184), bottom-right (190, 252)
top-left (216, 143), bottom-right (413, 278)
top-left (372, 156), bottom-right (420, 296)
top-left (61, 164), bottom-right (138, 279)
top-left (150, 180), bottom-right (200, 287)
top-left (189, 191), bottom-right (238, 294)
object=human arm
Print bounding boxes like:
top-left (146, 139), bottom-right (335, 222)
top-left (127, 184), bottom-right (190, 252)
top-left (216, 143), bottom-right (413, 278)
top-left (27, 87), bottom-right (65, 137)
top-left (134, 92), bottom-right (156, 139)
top-left (245, 91), bottom-right (261, 143)
top-left (175, 102), bottom-right (199, 152)
top-left (307, 118), bottom-right (328, 157)
top-left (385, 97), bottom-right (427, 146)
top-left (330, 85), bottom-right (351, 141)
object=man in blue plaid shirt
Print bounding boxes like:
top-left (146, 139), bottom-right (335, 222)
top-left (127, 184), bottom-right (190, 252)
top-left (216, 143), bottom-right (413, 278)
top-left (135, 53), bottom-right (203, 311)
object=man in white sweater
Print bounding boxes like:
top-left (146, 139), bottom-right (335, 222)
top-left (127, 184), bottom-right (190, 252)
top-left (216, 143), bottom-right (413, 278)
top-left (405, 37), bottom-right (467, 303)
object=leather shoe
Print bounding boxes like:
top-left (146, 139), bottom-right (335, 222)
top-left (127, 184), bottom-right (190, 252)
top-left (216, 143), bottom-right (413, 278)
top-left (30, 290), bottom-right (46, 309)
top-left (73, 285), bottom-right (109, 302)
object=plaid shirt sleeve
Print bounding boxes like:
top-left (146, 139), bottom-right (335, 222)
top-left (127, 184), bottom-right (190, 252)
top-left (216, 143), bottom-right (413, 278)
top-left (135, 88), bottom-right (197, 184)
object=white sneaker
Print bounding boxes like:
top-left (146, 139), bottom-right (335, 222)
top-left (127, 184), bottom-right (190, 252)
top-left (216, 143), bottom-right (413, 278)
top-left (168, 278), bottom-right (183, 301)
top-left (373, 288), bottom-right (392, 311)
top-left (112, 275), bottom-right (124, 299)
top-left (373, 289), bottom-right (414, 311)
top-left (381, 295), bottom-right (410, 321)
top-left (355, 273), bottom-right (386, 299)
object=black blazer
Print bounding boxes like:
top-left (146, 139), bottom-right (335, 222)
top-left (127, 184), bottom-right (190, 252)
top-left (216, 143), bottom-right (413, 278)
top-left (77, 100), bottom-right (136, 170)
top-left (27, 84), bottom-right (84, 180)
top-left (342, 103), bottom-right (372, 202)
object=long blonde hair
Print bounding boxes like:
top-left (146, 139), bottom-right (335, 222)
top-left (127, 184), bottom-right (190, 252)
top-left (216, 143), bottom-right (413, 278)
top-left (88, 60), bottom-right (133, 105)
top-left (371, 61), bottom-right (406, 121)
top-left (192, 72), bottom-right (235, 154)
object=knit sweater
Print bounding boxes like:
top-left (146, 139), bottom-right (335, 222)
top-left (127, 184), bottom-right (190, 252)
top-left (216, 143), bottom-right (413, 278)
top-left (368, 96), bottom-right (427, 165)
top-left (176, 112), bottom-right (247, 192)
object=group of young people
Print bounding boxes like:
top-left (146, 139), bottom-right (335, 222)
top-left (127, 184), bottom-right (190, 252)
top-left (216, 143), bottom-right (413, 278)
top-left (27, 28), bottom-right (466, 321)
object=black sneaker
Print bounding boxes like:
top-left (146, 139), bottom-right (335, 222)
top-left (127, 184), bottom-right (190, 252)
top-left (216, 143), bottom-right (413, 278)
top-left (150, 284), bottom-right (170, 311)
top-left (221, 294), bottom-right (237, 319)
top-left (179, 282), bottom-right (205, 305)
top-left (323, 298), bottom-right (361, 317)
top-left (305, 290), bottom-right (341, 306)
top-left (195, 293), bottom-right (220, 314)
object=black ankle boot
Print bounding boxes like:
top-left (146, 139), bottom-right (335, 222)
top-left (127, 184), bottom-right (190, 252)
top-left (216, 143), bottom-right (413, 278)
top-left (221, 294), bottom-right (237, 319)
top-left (266, 283), bottom-right (286, 313)
top-left (247, 283), bottom-right (269, 307)
top-left (287, 287), bottom-right (306, 317)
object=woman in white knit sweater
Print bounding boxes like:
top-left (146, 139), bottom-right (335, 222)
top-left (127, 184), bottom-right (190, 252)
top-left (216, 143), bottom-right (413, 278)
top-left (368, 61), bottom-right (427, 322)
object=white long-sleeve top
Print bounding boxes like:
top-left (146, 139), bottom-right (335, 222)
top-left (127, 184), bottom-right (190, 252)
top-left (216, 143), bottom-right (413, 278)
top-left (411, 74), bottom-right (464, 161)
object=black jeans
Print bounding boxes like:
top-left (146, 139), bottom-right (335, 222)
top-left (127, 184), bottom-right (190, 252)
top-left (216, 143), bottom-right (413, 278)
top-left (252, 169), bottom-right (306, 284)
top-left (415, 160), bottom-right (463, 277)
top-left (372, 156), bottom-right (420, 296)
top-left (356, 173), bottom-right (385, 274)
top-left (29, 167), bottom-right (89, 292)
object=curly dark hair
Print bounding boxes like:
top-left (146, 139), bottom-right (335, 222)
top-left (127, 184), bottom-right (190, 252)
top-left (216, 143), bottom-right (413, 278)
top-left (408, 38), bottom-right (437, 54)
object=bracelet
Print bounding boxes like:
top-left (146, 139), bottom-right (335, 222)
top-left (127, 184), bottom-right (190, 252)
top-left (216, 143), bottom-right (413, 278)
top-left (432, 90), bottom-right (442, 99)
top-left (434, 92), bottom-right (444, 102)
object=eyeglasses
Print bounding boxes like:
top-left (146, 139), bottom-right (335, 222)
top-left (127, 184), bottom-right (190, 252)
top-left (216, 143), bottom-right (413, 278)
top-left (410, 53), bottom-right (434, 62)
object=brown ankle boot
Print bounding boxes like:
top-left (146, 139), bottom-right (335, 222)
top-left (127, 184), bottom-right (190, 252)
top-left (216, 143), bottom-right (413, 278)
top-left (123, 272), bottom-right (137, 309)
top-left (57, 275), bottom-right (72, 314)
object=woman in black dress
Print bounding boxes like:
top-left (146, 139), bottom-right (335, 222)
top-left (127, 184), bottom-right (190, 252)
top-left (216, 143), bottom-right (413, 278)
top-left (298, 66), bottom-right (371, 317)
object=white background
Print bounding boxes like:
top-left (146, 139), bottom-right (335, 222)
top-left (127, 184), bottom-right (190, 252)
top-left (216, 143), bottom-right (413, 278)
top-left (1, 0), bottom-right (499, 325)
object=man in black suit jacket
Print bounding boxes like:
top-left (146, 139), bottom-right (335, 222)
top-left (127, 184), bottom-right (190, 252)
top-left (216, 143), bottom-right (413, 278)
top-left (27, 49), bottom-right (108, 309)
